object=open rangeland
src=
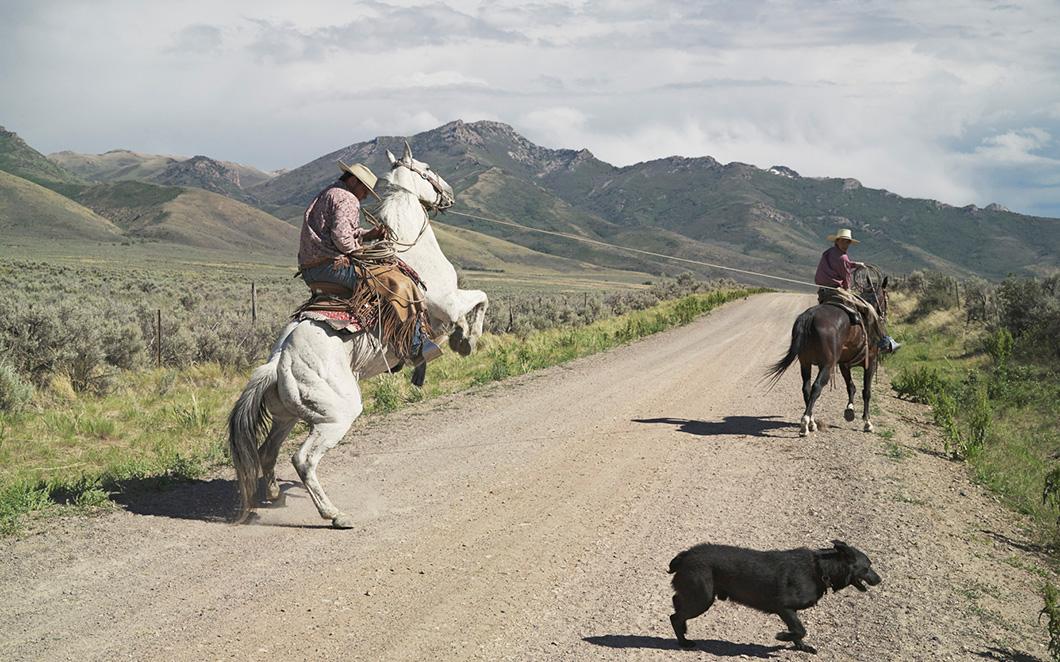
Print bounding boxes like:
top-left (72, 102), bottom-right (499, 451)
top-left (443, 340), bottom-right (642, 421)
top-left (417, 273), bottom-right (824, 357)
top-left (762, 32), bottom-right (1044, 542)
top-left (0, 293), bottom-right (1048, 660)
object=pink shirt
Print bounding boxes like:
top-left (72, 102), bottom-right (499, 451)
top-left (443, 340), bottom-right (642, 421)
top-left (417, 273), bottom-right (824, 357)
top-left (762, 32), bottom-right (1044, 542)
top-left (298, 182), bottom-right (368, 267)
top-left (815, 246), bottom-right (854, 289)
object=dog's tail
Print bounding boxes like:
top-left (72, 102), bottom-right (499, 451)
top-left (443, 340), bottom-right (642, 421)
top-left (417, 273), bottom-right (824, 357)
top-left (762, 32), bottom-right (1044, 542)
top-left (763, 308), bottom-right (814, 389)
top-left (668, 550), bottom-right (689, 574)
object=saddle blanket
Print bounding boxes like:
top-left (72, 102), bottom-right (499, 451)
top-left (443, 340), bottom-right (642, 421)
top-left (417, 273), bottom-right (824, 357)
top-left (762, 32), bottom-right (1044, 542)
top-left (295, 309), bottom-right (372, 333)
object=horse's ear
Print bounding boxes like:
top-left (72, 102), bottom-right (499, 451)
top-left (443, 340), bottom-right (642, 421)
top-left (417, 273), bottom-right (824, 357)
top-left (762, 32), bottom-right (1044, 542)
top-left (386, 149), bottom-right (398, 166)
top-left (882, 276), bottom-right (889, 290)
top-left (403, 140), bottom-right (413, 162)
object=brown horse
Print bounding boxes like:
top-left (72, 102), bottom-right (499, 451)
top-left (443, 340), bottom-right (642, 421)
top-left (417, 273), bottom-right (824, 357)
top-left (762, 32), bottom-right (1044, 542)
top-left (765, 277), bottom-right (889, 436)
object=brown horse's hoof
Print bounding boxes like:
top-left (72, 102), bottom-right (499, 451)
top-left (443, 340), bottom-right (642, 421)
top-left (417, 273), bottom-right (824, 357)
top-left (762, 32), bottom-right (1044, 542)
top-left (844, 407), bottom-right (855, 422)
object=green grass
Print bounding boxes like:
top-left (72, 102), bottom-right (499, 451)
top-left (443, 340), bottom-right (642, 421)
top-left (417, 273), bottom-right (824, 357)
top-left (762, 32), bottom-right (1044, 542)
top-left (883, 440), bottom-right (908, 461)
top-left (0, 287), bottom-right (760, 535)
top-left (888, 292), bottom-right (1060, 551)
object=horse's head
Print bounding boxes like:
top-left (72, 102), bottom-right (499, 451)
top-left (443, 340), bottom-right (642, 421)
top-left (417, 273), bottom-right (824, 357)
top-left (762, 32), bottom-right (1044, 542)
top-left (384, 141), bottom-right (454, 211)
top-left (375, 141), bottom-right (488, 357)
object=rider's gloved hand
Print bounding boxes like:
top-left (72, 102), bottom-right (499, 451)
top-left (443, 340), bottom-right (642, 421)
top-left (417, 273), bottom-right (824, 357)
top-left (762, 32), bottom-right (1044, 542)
top-left (363, 226), bottom-right (387, 241)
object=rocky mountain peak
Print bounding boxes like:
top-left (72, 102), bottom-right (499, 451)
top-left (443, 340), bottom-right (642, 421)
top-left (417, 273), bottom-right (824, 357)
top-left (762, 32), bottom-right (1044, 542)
top-left (151, 154), bottom-right (250, 198)
top-left (768, 165), bottom-right (800, 178)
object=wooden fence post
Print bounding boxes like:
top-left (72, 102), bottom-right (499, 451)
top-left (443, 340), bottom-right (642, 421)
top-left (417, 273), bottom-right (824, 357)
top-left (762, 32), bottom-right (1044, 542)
top-left (251, 281), bottom-right (257, 324)
top-left (156, 309), bottom-right (162, 368)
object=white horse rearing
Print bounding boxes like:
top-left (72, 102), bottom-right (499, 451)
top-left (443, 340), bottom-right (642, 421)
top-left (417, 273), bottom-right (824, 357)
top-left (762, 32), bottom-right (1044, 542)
top-left (228, 143), bottom-right (489, 528)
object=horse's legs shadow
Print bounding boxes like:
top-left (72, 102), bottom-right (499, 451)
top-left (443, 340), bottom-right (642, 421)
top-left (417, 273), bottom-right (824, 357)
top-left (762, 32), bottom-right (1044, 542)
top-left (112, 478), bottom-right (305, 523)
top-left (110, 477), bottom-right (240, 522)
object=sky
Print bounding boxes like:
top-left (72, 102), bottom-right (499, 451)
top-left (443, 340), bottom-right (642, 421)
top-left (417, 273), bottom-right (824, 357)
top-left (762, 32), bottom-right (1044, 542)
top-left (2, 0), bottom-right (1060, 217)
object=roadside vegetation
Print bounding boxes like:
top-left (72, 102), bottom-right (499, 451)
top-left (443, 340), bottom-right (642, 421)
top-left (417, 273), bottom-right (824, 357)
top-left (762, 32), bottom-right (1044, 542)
top-left (0, 258), bottom-right (757, 534)
top-left (886, 271), bottom-right (1060, 656)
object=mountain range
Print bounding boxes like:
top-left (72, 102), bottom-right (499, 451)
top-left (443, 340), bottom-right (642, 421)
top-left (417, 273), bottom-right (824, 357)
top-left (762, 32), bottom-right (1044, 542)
top-left (2, 121), bottom-right (1058, 283)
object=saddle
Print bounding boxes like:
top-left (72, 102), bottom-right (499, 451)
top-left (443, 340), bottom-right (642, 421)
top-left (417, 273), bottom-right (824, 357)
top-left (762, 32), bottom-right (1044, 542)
top-left (821, 301), bottom-right (862, 326)
top-left (294, 259), bottom-right (433, 365)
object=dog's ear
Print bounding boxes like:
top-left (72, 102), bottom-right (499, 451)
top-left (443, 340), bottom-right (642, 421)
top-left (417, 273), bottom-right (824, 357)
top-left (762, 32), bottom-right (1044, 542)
top-left (832, 540), bottom-right (854, 558)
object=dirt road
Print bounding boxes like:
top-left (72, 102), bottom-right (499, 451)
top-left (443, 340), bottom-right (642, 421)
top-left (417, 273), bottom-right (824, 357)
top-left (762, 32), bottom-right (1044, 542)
top-left (0, 293), bottom-right (1049, 660)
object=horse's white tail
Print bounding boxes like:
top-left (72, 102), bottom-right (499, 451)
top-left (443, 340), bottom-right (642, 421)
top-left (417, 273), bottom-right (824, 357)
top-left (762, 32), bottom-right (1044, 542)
top-left (227, 359), bottom-right (277, 521)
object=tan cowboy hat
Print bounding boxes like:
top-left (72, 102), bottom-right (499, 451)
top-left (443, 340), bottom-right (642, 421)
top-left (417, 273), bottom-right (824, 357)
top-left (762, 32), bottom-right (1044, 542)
top-left (826, 228), bottom-right (860, 244)
top-left (337, 160), bottom-right (381, 200)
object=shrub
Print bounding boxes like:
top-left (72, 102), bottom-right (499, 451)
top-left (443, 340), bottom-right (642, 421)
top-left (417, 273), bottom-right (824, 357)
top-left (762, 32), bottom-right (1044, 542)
top-left (984, 328), bottom-right (1014, 367)
top-left (0, 361), bottom-right (34, 413)
top-left (1042, 582), bottom-right (1060, 662)
top-left (997, 275), bottom-right (1060, 362)
top-left (892, 366), bottom-right (948, 403)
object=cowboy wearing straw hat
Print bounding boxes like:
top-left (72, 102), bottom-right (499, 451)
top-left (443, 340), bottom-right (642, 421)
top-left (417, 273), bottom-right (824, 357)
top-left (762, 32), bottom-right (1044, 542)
top-left (815, 228), bottom-right (900, 353)
top-left (297, 161), bottom-right (386, 289)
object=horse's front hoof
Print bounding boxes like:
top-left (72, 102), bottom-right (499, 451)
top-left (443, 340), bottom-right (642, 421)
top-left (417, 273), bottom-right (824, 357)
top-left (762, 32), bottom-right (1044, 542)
top-left (261, 479), bottom-right (281, 502)
top-left (331, 513), bottom-right (356, 529)
top-left (864, 421), bottom-right (874, 433)
top-left (799, 428), bottom-right (809, 437)
top-left (844, 407), bottom-right (855, 422)
top-left (809, 419), bottom-right (818, 432)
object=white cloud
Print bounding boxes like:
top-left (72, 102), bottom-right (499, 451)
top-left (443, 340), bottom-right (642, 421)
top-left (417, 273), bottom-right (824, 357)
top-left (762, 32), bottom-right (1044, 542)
top-left (2, 0), bottom-right (1059, 215)
top-left (975, 128), bottom-right (1052, 163)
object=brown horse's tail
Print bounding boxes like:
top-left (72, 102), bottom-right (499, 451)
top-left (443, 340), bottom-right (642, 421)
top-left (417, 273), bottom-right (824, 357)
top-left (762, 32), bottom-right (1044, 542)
top-left (764, 308), bottom-right (815, 388)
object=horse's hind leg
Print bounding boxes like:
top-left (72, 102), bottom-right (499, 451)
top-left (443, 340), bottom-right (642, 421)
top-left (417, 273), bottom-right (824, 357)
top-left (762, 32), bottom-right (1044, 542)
top-left (803, 363), bottom-right (832, 435)
top-left (293, 414), bottom-right (358, 527)
top-left (799, 362), bottom-right (813, 436)
top-left (862, 359), bottom-right (877, 432)
top-left (840, 364), bottom-right (856, 422)
top-left (257, 416), bottom-right (297, 503)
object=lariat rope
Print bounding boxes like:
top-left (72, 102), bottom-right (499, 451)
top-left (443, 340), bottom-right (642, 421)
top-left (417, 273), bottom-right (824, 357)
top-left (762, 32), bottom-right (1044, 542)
top-left (441, 209), bottom-right (842, 292)
top-left (438, 206), bottom-right (888, 371)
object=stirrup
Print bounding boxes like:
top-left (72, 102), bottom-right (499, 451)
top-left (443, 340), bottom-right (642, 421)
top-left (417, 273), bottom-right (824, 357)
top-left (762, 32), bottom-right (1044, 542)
top-left (877, 337), bottom-right (901, 353)
top-left (409, 340), bottom-right (443, 388)
top-left (414, 339), bottom-right (443, 366)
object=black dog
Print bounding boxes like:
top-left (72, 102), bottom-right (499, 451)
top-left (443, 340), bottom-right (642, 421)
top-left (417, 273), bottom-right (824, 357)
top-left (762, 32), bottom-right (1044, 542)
top-left (668, 540), bottom-right (881, 654)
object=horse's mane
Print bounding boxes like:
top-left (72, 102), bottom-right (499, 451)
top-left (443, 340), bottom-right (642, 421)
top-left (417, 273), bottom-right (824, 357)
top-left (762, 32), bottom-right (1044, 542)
top-left (375, 176), bottom-right (425, 237)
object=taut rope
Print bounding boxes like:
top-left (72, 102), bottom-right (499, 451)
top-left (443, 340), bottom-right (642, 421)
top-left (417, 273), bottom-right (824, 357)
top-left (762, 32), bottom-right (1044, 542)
top-left (442, 209), bottom-right (841, 292)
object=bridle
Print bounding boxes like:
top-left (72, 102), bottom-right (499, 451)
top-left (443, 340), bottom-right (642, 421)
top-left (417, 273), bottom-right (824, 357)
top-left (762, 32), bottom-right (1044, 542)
top-left (365, 160), bottom-right (454, 252)
top-left (399, 159), bottom-right (454, 212)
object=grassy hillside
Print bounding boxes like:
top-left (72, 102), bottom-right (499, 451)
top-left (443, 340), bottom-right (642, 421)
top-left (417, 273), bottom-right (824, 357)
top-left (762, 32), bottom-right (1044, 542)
top-left (48, 149), bottom-right (181, 183)
top-left (0, 170), bottom-right (122, 243)
top-left (0, 127), bottom-right (86, 198)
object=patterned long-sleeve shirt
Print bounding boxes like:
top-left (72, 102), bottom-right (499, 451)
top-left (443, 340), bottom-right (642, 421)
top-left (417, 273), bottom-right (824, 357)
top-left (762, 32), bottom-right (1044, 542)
top-left (298, 182), bottom-right (369, 268)
top-left (814, 246), bottom-right (855, 289)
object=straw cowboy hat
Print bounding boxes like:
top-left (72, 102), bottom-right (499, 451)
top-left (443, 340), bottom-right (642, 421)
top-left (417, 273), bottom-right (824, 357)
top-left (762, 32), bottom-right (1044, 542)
top-left (826, 228), bottom-right (860, 244)
top-left (337, 160), bottom-right (381, 200)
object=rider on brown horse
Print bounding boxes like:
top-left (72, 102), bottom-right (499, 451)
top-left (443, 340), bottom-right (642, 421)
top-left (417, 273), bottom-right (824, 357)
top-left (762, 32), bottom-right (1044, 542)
top-left (814, 228), bottom-right (900, 354)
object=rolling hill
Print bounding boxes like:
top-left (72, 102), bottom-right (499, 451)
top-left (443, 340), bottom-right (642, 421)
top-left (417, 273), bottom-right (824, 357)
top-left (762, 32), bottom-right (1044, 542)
top-left (50, 150), bottom-right (273, 204)
top-left (72, 181), bottom-right (297, 254)
top-left (4, 126), bottom-right (640, 279)
top-left (1, 129), bottom-right (295, 256)
top-left (0, 126), bottom-right (87, 198)
top-left (49, 149), bottom-right (182, 183)
top-left (0, 170), bottom-right (122, 243)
